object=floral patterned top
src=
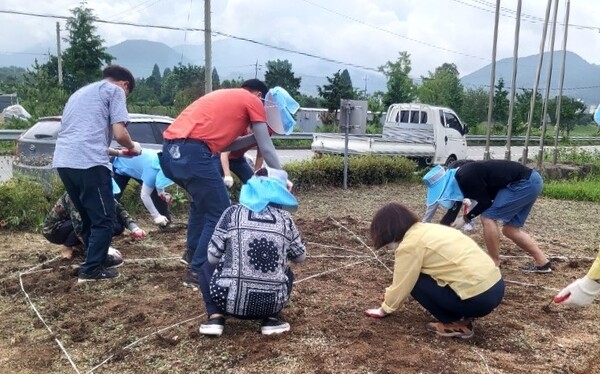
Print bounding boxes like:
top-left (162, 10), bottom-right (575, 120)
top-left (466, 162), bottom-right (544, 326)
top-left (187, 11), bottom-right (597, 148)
top-left (207, 204), bottom-right (305, 318)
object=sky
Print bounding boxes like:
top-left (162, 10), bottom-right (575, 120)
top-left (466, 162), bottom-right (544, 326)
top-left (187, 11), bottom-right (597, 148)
top-left (0, 0), bottom-right (599, 79)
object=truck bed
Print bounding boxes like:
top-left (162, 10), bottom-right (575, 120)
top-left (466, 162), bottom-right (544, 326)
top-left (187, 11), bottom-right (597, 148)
top-left (311, 133), bottom-right (436, 157)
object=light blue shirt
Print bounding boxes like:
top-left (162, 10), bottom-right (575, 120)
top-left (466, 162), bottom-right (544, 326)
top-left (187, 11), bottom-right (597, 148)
top-left (113, 149), bottom-right (173, 189)
top-left (53, 80), bottom-right (129, 170)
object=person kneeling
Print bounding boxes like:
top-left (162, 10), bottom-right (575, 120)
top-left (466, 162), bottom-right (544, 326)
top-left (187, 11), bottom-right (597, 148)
top-left (198, 166), bottom-right (305, 336)
top-left (365, 203), bottom-right (505, 339)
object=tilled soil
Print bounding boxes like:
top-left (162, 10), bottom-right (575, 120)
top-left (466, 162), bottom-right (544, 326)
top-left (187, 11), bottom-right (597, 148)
top-left (0, 183), bottom-right (599, 374)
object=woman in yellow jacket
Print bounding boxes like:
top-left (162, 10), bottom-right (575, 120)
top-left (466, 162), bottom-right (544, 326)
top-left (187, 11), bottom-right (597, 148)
top-left (555, 252), bottom-right (600, 306)
top-left (364, 202), bottom-right (505, 339)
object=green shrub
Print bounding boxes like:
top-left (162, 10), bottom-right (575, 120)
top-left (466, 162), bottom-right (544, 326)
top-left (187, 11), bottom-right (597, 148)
top-left (284, 155), bottom-right (417, 190)
top-left (543, 180), bottom-right (600, 202)
top-left (0, 176), bottom-right (59, 230)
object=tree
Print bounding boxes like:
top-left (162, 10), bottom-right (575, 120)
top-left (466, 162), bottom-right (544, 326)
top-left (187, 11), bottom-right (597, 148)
top-left (547, 96), bottom-right (587, 137)
top-left (61, 5), bottom-right (113, 93)
top-left (378, 51), bottom-right (416, 107)
top-left (492, 78), bottom-right (509, 126)
top-left (417, 63), bottom-right (463, 110)
top-left (317, 70), bottom-right (355, 113)
top-left (221, 77), bottom-right (245, 89)
top-left (460, 87), bottom-right (488, 131)
top-left (18, 60), bottom-right (68, 119)
top-left (513, 89), bottom-right (543, 134)
top-left (212, 68), bottom-right (220, 90)
top-left (264, 59), bottom-right (301, 97)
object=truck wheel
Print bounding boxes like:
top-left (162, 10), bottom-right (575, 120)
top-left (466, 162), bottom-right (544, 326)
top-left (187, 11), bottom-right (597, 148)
top-left (444, 156), bottom-right (457, 166)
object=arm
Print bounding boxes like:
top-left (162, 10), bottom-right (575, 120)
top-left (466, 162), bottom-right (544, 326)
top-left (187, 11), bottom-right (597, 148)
top-left (113, 122), bottom-right (136, 150)
top-left (253, 122), bottom-right (281, 169)
top-left (286, 215), bottom-right (306, 264)
top-left (115, 200), bottom-right (138, 231)
top-left (380, 239), bottom-right (424, 314)
top-left (220, 152), bottom-right (233, 177)
top-left (440, 201), bottom-right (462, 226)
top-left (254, 148), bottom-right (264, 171)
top-left (140, 184), bottom-right (162, 220)
top-left (587, 250), bottom-right (600, 280)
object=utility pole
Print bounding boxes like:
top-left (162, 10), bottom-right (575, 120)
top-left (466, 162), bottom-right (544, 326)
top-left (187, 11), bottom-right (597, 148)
top-left (483, 0), bottom-right (501, 161)
top-left (505, 0), bottom-right (522, 161)
top-left (552, 0), bottom-right (570, 164)
top-left (204, 0), bottom-right (212, 94)
top-left (363, 75), bottom-right (368, 93)
top-left (56, 22), bottom-right (63, 85)
top-left (255, 60), bottom-right (259, 78)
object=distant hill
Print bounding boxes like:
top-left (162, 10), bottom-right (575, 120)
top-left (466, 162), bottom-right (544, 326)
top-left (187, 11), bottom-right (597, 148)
top-left (460, 50), bottom-right (600, 105)
top-left (106, 40), bottom-right (193, 77)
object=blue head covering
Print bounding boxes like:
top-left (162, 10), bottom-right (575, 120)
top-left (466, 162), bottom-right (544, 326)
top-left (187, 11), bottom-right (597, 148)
top-left (264, 86), bottom-right (300, 135)
top-left (239, 166), bottom-right (298, 213)
top-left (594, 104), bottom-right (600, 126)
top-left (111, 178), bottom-right (121, 195)
top-left (423, 165), bottom-right (464, 209)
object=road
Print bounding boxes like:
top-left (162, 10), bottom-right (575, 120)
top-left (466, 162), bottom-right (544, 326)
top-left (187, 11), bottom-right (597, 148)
top-left (3, 144), bottom-right (600, 183)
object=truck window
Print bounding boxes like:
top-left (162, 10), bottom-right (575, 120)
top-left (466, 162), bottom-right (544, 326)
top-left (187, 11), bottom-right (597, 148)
top-left (410, 111), bottom-right (421, 123)
top-left (444, 112), bottom-right (463, 134)
top-left (421, 112), bottom-right (428, 123)
top-left (399, 111), bottom-right (409, 123)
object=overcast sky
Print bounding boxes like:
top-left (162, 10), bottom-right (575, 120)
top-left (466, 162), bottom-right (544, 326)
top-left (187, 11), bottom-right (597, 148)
top-left (1, 0), bottom-right (599, 78)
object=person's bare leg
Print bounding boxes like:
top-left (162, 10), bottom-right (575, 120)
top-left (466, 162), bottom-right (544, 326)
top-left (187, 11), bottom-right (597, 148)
top-left (60, 245), bottom-right (74, 259)
top-left (502, 225), bottom-right (548, 266)
top-left (481, 216), bottom-right (501, 266)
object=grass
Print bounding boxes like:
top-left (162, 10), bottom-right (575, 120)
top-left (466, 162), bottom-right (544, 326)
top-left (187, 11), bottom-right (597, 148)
top-left (543, 179), bottom-right (600, 201)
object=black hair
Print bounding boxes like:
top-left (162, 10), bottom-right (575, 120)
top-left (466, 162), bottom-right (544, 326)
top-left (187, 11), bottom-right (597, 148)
top-left (241, 79), bottom-right (268, 98)
top-left (370, 203), bottom-right (419, 249)
top-left (447, 159), bottom-right (475, 170)
top-left (102, 65), bottom-right (135, 93)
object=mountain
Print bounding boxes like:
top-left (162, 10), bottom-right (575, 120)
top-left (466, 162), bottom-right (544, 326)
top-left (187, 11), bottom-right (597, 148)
top-left (460, 50), bottom-right (600, 105)
top-left (106, 40), bottom-right (193, 77)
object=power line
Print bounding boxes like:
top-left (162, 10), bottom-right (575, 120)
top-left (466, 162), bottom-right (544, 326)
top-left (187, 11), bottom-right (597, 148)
top-left (0, 8), bottom-right (384, 74)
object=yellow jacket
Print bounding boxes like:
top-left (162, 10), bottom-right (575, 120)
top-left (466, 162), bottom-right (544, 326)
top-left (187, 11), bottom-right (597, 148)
top-left (381, 223), bottom-right (502, 314)
top-left (587, 251), bottom-right (600, 280)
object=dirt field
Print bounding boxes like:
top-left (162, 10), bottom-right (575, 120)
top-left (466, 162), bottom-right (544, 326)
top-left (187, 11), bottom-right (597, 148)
top-left (0, 183), bottom-right (599, 374)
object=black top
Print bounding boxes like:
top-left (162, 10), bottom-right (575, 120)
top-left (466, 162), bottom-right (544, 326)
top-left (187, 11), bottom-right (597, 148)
top-left (455, 159), bottom-right (533, 221)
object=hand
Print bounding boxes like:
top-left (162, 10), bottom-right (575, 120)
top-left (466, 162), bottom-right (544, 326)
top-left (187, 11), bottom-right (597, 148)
top-left (159, 192), bottom-right (173, 205)
top-left (153, 215), bottom-right (169, 227)
top-left (131, 227), bottom-right (147, 240)
top-left (364, 307), bottom-right (388, 318)
top-left (286, 179), bottom-right (294, 192)
top-left (122, 141), bottom-right (142, 157)
top-left (223, 175), bottom-right (234, 188)
top-left (462, 198), bottom-right (472, 207)
top-left (451, 216), bottom-right (468, 230)
top-left (555, 276), bottom-right (600, 307)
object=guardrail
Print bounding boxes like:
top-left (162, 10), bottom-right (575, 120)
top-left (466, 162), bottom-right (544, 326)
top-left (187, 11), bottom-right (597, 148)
top-left (2, 130), bottom-right (600, 143)
top-left (0, 130), bottom-right (24, 141)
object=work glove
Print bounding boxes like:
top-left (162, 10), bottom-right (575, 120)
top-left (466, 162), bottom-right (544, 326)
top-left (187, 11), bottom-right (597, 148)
top-left (223, 175), bottom-right (234, 188)
top-left (462, 198), bottom-right (472, 207)
top-left (555, 276), bottom-right (600, 307)
top-left (364, 307), bottom-right (388, 318)
top-left (121, 141), bottom-right (142, 157)
top-left (131, 227), bottom-right (147, 240)
top-left (159, 192), bottom-right (173, 205)
top-left (286, 179), bottom-right (294, 192)
top-left (153, 215), bottom-right (169, 227)
top-left (451, 216), bottom-right (468, 230)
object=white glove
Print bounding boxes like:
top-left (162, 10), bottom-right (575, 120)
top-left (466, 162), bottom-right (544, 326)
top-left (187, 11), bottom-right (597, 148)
top-left (122, 141), bottom-right (142, 157)
top-left (462, 198), bottom-right (472, 207)
top-left (131, 227), bottom-right (147, 240)
top-left (223, 175), bottom-right (234, 188)
top-left (452, 216), bottom-right (468, 230)
top-left (159, 192), bottom-right (173, 205)
top-left (364, 307), bottom-right (388, 318)
top-left (555, 276), bottom-right (600, 307)
top-left (153, 215), bottom-right (169, 227)
top-left (286, 179), bottom-right (294, 192)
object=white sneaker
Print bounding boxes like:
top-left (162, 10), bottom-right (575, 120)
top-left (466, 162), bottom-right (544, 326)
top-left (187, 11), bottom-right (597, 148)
top-left (199, 317), bottom-right (225, 336)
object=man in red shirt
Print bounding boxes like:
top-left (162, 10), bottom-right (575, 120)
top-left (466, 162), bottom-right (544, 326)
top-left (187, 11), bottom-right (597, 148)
top-left (159, 79), bottom-right (285, 288)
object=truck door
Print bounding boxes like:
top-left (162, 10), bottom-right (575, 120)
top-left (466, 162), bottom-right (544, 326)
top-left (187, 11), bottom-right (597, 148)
top-left (442, 110), bottom-right (468, 163)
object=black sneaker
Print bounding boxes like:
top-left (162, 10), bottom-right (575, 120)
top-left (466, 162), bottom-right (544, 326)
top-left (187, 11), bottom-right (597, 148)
top-left (104, 254), bottom-right (124, 269)
top-left (261, 317), bottom-right (290, 335)
top-left (199, 317), bottom-right (225, 336)
top-left (78, 267), bottom-right (119, 283)
top-left (521, 261), bottom-right (552, 273)
top-left (180, 250), bottom-right (192, 266)
top-left (182, 270), bottom-right (199, 289)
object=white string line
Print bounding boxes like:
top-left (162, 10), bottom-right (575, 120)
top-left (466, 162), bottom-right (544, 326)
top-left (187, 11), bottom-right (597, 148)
top-left (87, 314), bottom-right (205, 374)
top-left (19, 272), bottom-right (81, 374)
top-left (471, 347), bottom-right (492, 374)
top-left (500, 254), bottom-right (597, 261)
top-left (329, 217), bottom-right (393, 274)
top-left (305, 241), bottom-right (366, 255)
top-left (308, 254), bottom-right (372, 259)
top-left (504, 279), bottom-right (561, 293)
top-left (19, 255), bottom-right (62, 275)
top-left (294, 258), bottom-right (374, 284)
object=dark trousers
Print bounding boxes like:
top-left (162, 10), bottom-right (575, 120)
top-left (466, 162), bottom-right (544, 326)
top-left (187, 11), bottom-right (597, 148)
top-left (410, 273), bottom-right (505, 323)
top-left (197, 261), bottom-right (294, 318)
top-left (43, 220), bottom-right (81, 247)
top-left (112, 173), bottom-right (172, 221)
top-left (57, 166), bottom-right (115, 274)
top-left (160, 140), bottom-right (230, 273)
top-left (221, 156), bottom-right (254, 184)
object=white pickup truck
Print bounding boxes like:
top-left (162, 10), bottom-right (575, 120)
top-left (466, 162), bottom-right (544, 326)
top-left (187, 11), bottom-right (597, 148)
top-left (311, 103), bottom-right (469, 167)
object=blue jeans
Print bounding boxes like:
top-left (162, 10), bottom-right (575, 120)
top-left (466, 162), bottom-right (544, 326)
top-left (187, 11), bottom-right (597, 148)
top-left (410, 273), bottom-right (505, 323)
top-left (57, 166), bottom-right (115, 274)
top-left (222, 156), bottom-right (254, 184)
top-left (159, 140), bottom-right (230, 273)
